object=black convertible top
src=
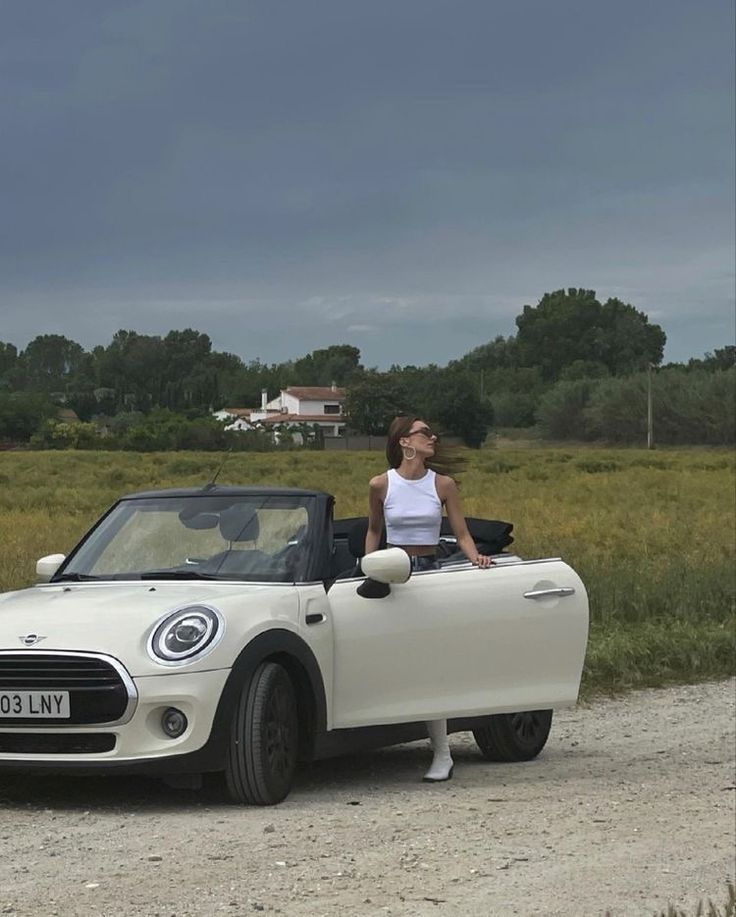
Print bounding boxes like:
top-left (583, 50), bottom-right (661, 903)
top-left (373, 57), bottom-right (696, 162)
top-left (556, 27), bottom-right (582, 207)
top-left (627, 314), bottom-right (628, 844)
top-left (333, 516), bottom-right (514, 558)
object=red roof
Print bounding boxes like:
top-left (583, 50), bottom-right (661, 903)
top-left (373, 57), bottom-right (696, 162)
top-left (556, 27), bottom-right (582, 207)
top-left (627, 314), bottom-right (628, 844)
top-left (221, 407), bottom-right (255, 416)
top-left (285, 386), bottom-right (346, 400)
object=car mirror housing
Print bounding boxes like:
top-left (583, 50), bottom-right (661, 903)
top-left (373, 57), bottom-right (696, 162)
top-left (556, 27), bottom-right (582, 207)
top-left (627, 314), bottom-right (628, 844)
top-left (36, 554), bottom-right (66, 583)
top-left (360, 548), bottom-right (411, 585)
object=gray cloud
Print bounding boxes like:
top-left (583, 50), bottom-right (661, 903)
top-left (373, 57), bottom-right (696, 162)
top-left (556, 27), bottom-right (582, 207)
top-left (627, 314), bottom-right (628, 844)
top-left (0, 0), bottom-right (733, 366)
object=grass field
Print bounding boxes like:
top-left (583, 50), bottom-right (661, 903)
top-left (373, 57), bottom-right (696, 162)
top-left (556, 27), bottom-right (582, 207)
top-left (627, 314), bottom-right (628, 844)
top-left (0, 446), bottom-right (733, 697)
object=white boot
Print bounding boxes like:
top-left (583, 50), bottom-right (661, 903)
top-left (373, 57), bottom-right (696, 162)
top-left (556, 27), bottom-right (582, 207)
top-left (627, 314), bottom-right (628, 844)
top-left (423, 719), bottom-right (454, 782)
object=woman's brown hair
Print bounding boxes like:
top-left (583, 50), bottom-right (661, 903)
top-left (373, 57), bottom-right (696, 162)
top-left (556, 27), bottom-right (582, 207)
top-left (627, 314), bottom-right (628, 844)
top-left (385, 415), bottom-right (419, 469)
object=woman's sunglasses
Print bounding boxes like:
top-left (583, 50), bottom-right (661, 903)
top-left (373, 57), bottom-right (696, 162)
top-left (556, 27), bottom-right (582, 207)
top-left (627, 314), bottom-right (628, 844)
top-left (406, 426), bottom-right (436, 439)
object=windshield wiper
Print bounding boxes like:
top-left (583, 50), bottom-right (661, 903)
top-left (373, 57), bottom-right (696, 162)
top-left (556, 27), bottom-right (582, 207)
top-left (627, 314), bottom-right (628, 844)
top-left (139, 570), bottom-right (222, 580)
top-left (53, 573), bottom-right (100, 582)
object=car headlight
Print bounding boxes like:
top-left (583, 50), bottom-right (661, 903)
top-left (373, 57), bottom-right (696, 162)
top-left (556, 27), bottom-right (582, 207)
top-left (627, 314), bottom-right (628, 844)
top-left (148, 605), bottom-right (224, 665)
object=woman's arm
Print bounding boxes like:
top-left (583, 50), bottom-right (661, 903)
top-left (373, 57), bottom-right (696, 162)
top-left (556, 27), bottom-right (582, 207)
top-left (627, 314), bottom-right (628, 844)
top-left (438, 476), bottom-right (493, 568)
top-left (365, 474), bottom-right (387, 555)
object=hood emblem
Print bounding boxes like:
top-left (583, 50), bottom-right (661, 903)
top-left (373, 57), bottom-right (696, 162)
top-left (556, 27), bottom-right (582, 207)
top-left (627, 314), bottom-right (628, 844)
top-left (19, 634), bottom-right (46, 647)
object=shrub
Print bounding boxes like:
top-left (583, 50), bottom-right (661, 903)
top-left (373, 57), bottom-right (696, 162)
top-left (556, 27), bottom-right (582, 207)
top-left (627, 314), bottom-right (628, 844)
top-left (0, 392), bottom-right (57, 441)
top-left (490, 390), bottom-right (538, 427)
top-left (535, 379), bottom-right (596, 439)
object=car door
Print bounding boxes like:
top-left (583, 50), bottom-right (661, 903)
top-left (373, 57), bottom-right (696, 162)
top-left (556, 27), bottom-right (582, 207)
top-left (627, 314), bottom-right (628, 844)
top-left (327, 559), bottom-right (588, 730)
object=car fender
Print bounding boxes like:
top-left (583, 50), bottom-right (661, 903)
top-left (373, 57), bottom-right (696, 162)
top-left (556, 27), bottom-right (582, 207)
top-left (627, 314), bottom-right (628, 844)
top-left (209, 628), bottom-right (328, 763)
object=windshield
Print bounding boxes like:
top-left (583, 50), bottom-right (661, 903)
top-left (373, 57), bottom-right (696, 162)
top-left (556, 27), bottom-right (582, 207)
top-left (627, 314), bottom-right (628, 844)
top-left (57, 494), bottom-right (315, 583)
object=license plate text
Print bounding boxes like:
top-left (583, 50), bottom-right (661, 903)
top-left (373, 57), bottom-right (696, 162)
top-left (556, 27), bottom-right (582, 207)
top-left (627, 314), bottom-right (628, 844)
top-left (0, 691), bottom-right (71, 718)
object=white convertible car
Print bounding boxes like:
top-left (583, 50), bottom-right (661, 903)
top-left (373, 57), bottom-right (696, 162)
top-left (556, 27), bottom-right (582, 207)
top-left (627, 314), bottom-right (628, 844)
top-left (0, 486), bottom-right (589, 805)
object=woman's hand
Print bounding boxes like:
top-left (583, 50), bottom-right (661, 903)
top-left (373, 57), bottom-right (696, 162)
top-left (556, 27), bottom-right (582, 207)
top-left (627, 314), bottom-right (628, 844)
top-left (438, 476), bottom-right (495, 569)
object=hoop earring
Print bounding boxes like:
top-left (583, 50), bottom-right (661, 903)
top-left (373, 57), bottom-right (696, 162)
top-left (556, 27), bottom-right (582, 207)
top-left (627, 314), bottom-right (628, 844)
top-left (402, 445), bottom-right (417, 460)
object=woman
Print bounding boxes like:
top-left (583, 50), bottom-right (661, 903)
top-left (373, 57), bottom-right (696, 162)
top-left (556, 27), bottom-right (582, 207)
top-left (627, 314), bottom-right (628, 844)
top-left (365, 415), bottom-right (493, 782)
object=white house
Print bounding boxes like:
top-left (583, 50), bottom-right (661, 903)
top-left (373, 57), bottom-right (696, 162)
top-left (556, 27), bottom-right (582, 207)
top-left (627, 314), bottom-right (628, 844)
top-left (212, 407), bottom-right (255, 432)
top-left (216, 385), bottom-right (347, 438)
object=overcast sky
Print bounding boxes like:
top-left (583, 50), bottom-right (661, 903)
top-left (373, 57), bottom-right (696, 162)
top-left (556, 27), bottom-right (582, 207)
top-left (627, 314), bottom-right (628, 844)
top-left (1, 0), bottom-right (733, 368)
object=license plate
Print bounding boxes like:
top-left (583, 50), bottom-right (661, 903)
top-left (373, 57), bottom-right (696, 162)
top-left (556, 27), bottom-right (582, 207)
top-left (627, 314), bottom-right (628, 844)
top-left (0, 691), bottom-right (70, 718)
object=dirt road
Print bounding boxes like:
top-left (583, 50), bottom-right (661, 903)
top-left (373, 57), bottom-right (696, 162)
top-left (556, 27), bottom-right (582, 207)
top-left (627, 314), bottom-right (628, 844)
top-left (1, 679), bottom-right (734, 917)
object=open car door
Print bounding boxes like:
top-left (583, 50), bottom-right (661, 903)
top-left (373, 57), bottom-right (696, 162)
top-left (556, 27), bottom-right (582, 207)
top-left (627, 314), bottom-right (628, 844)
top-left (327, 558), bottom-right (588, 729)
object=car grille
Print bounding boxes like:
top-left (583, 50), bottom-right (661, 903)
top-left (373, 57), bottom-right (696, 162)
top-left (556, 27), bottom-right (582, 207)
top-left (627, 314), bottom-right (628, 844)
top-left (0, 733), bottom-right (116, 754)
top-left (0, 653), bottom-right (132, 725)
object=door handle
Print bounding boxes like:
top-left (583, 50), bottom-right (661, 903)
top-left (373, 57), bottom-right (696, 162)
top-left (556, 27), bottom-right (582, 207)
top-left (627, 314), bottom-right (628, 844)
top-left (523, 587), bottom-right (576, 599)
top-left (305, 612), bottom-right (326, 625)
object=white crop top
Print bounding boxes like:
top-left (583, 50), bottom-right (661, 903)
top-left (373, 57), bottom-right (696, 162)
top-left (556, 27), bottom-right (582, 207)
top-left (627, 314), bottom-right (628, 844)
top-left (384, 468), bottom-right (442, 546)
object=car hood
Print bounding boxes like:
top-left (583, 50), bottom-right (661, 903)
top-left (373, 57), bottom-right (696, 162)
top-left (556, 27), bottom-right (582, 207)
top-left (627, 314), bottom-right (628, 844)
top-left (0, 580), bottom-right (296, 677)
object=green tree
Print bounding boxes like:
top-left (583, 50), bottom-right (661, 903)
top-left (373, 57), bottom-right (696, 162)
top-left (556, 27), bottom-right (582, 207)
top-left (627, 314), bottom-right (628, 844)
top-left (15, 334), bottom-right (89, 392)
top-left (345, 372), bottom-right (408, 435)
top-left (449, 335), bottom-right (518, 373)
top-left (67, 389), bottom-right (99, 422)
top-left (535, 379), bottom-right (596, 440)
top-left (291, 345), bottom-right (363, 386)
top-left (0, 392), bottom-right (57, 441)
top-left (430, 370), bottom-right (493, 448)
top-left (208, 350), bottom-right (247, 408)
top-left (484, 366), bottom-right (547, 427)
top-left (516, 289), bottom-right (665, 381)
top-left (96, 330), bottom-right (167, 411)
top-left (558, 360), bottom-right (610, 381)
top-left (683, 346), bottom-right (736, 373)
top-left (584, 368), bottom-right (735, 445)
top-left (595, 297), bottom-right (666, 375)
top-left (162, 329), bottom-right (214, 408)
top-left (0, 342), bottom-right (18, 387)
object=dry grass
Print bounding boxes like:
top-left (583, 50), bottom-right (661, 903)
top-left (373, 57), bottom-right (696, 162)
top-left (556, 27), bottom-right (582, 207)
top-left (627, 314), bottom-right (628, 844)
top-left (1, 446), bottom-right (734, 694)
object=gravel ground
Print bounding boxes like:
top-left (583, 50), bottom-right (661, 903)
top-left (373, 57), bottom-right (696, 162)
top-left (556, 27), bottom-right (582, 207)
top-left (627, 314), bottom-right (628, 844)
top-left (1, 679), bottom-right (734, 917)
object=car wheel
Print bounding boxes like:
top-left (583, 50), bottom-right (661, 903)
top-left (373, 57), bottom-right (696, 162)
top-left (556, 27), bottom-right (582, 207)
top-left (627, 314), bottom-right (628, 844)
top-left (472, 709), bottom-right (553, 762)
top-left (225, 661), bottom-right (298, 805)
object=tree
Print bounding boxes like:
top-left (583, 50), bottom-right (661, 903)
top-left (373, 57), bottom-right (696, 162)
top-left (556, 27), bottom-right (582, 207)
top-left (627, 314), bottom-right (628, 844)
top-left (584, 368), bottom-right (735, 445)
top-left (515, 289), bottom-right (666, 381)
top-left (345, 372), bottom-right (408, 435)
top-left (15, 334), bottom-right (89, 392)
top-left (67, 390), bottom-right (99, 422)
top-left (595, 297), bottom-right (666, 375)
top-left (535, 379), bottom-right (596, 440)
top-left (534, 367), bottom-right (735, 445)
top-left (95, 330), bottom-right (167, 411)
top-left (0, 392), bottom-right (57, 441)
top-left (291, 345), bottom-right (363, 386)
top-left (162, 329), bottom-right (214, 407)
top-left (430, 370), bottom-right (493, 448)
top-left (449, 335), bottom-right (518, 373)
top-left (0, 342), bottom-right (17, 385)
top-left (209, 350), bottom-right (247, 408)
top-left (223, 358), bottom-right (283, 409)
top-left (684, 346), bottom-right (736, 373)
top-left (480, 366), bottom-right (546, 427)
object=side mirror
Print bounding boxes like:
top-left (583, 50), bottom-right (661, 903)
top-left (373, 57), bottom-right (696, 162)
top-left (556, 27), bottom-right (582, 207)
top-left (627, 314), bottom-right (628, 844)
top-left (360, 548), bottom-right (411, 585)
top-left (36, 554), bottom-right (66, 583)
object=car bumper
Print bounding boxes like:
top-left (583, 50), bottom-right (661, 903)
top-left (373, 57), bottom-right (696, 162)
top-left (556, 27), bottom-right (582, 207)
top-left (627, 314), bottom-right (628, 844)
top-left (0, 668), bottom-right (230, 770)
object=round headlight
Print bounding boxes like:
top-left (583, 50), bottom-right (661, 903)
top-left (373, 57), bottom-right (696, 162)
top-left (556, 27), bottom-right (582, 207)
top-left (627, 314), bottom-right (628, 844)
top-left (149, 605), bottom-right (223, 664)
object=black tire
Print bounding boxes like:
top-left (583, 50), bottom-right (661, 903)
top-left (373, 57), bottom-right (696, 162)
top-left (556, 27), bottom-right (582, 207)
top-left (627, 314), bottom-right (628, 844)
top-left (225, 661), bottom-right (298, 805)
top-left (472, 709), bottom-right (553, 762)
